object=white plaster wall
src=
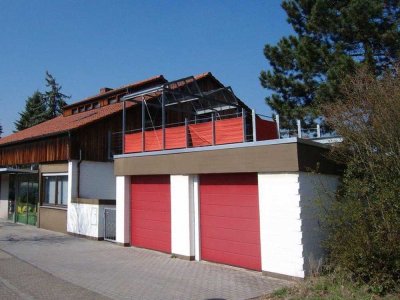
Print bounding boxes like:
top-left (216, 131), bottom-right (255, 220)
top-left (258, 173), bottom-right (305, 278)
top-left (298, 172), bottom-right (338, 275)
top-left (68, 203), bottom-right (98, 237)
top-left (116, 176), bottom-right (130, 244)
top-left (68, 202), bottom-right (114, 238)
top-left (0, 175), bottom-right (9, 219)
top-left (79, 161), bottom-right (115, 199)
top-left (67, 160), bottom-right (78, 233)
top-left (171, 175), bottom-right (195, 257)
top-left (67, 160), bottom-right (117, 238)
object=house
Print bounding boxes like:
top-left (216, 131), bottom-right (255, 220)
top-left (0, 72), bottom-right (339, 280)
top-left (0, 75), bottom-right (166, 233)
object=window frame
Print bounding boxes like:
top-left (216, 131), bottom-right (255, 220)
top-left (42, 173), bottom-right (68, 207)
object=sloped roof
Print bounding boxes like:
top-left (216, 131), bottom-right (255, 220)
top-left (0, 72), bottom-right (228, 147)
top-left (0, 101), bottom-right (137, 146)
top-left (0, 75), bottom-right (166, 146)
top-left (63, 75), bottom-right (166, 110)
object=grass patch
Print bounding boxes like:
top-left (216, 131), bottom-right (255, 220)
top-left (263, 274), bottom-right (400, 300)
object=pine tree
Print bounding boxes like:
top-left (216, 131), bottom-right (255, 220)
top-left (0, 122), bottom-right (3, 138)
top-left (260, 0), bottom-right (400, 128)
top-left (43, 71), bottom-right (70, 119)
top-left (14, 72), bottom-right (70, 132)
top-left (14, 91), bottom-right (47, 131)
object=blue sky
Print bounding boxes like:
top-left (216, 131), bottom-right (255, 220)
top-left (0, 0), bottom-right (292, 135)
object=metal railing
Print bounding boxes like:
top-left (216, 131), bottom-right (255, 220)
top-left (278, 119), bottom-right (323, 139)
top-left (109, 112), bottom-right (338, 158)
top-left (111, 110), bottom-right (261, 155)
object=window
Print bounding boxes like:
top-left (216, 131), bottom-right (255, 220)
top-left (72, 108), bottom-right (78, 114)
top-left (93, 101), bottom-right (100, 108)
top-left (108, 98), bottom-right (117, 104)
top-left (43, 175), bottom-right (68, 206)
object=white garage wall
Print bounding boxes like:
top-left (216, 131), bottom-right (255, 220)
top-left (298, 172), bottom-right (338, 275)
top-left (258, 172), bottom-right (338, 279)
top-left (0, 175), bottom-right (9, 219)
top-left (79, 161), bottom-right (115, 200)
top-left (258, 173), bottom-right (304, 278)
top-left (170, 175), bottom-right (195, 258)
top-left (115, 176), bottom-right (130, 245)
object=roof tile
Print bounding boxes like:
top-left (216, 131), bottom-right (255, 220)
top-left (0, 72), bottom-right (213, 147)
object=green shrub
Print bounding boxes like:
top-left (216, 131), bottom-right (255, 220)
top-left (265, 271), bottom-right (399, 299)
top-left (322, 66), bottom-right (400, 294)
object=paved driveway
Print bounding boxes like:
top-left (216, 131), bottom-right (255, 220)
top-left (0, 220), bottom-right (289, 300)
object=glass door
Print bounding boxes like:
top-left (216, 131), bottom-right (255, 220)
top-left (8, 175), bottom-right (15, 221)
top-left (16, 175), bottom-right (28, 224)
top-left (27, 180), bottom-right (38, 225)
top-left (14, 174), bottom-right (39, 225)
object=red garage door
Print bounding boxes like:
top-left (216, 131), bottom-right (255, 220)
top-left (130, 175), bottom-right (171, 253)
top-left (200, 173), bottom-right (261, 271)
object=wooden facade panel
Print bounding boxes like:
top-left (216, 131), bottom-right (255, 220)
top-left (0, 135), bottom-right (69, 166)
top-left (70, 107), bottom-right (141, 161)
top-left (0, 76), bottom-right (237, 166)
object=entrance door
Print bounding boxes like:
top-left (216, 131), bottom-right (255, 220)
top-left (14, 174), bottom-right (39, 225)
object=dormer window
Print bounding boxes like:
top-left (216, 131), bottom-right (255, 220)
top-left (72, 108), bottom-right (78, 114)
top-left (79, 106), bottom-right (84, 112)
top-left (108, 98), bottom-right (117, 104)
top-left (85, 104), bottom-right (92, 111)
top-left (93, 102), bottom-right (100, 108)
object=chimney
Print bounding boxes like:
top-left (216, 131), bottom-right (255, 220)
top-left (100, 87), bottom-right (113, 94)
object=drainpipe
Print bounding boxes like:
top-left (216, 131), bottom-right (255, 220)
top-left (275, 114), bottom-right (281, 139)
top-left (67, 131), bottom-right (71, 160)
top-left (77, 149), bottom-right (82, 198)
top-left (251, 109), bottom-right (256, 142)
top-left (297, 119), bottom-right (302, 138)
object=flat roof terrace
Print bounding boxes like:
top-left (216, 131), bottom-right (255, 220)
top-left (114, 137), bottom-right (340, 176)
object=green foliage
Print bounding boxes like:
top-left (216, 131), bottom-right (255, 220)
top-left (323, 67), bottom-right (400, 294)
top-left (265, 272), bottom-right (399, 299)
top-left (260, 0), bottom-right (400, 128)
top-left (14, 72), bottom-right (70, 131)
top-left (14, 91), bottom-right (47, 131)
top-left (0, 122), bottom-right (2, 137)
top-left (271, 287), bottom-right (290, 298)
top-left (42, 71), bottom-right (70, 119)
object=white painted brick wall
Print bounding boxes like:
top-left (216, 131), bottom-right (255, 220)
top-left (258, 173), bottom-right (305, 278)
top-left (171, 175), bottom-right (195, 257)
top-left (298, 172), bottom-right (338, 275)
top-left (258, 172), bottom-right (338, 278)
top-left (115, 176), bottom-right (130, 244)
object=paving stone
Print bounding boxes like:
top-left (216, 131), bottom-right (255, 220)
top-left (0, 250), bottom-right (110, 299)
top-left (0, 219), bottom-right (290, 300)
